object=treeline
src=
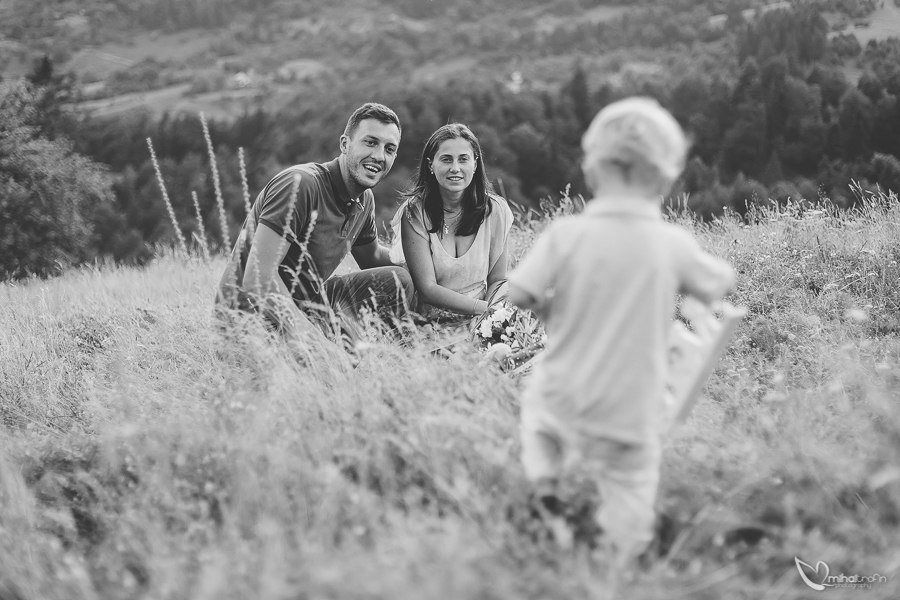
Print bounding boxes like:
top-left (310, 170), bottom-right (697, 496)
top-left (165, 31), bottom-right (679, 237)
top-left (6, 4), bottom-right (900, 279)
top-left (671, 7), bottom-right (900, 215)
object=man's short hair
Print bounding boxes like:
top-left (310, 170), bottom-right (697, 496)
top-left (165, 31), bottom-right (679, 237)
top-left (582, 97), bottom-right (687, 181)
top-left (343, 102), bottom-right (401, 138)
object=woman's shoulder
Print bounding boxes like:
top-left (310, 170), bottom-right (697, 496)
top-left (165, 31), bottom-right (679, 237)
top-left (398, 195), bottom-right (434, 237)
top-left (488, 193), bottom-right (509, 209)
top-left (486, 193), bottom-right (514, 227)
top-left (404, 196), bottom-right (429, 225)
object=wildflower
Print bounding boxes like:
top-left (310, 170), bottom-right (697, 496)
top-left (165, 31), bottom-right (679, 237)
top-left (845, 308), bottom-right (868, 323)
top-left (479, 318), bottom-right (493, 339)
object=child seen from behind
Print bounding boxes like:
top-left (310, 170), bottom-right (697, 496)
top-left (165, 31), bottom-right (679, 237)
top-left (508, 97), bottom-right (736, 564)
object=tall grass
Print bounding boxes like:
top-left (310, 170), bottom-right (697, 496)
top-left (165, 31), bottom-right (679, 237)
top-left (239, 147), bottom-right (253, 218)
top-left (1, 190), bottom-right (899, 599)
top-left (200, 112), bottom-right (229, 248)
top-left (191, 191), bottom-right (212, 262)
top-left (146, 137), bottom-right (188, 256)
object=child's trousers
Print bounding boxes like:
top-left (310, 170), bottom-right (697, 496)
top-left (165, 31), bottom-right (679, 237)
top-left (520, 405), bottom-right (662, 560)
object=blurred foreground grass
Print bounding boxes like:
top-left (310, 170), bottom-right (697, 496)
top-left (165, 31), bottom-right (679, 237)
top-left (2, 194), bottom-right (900, 599)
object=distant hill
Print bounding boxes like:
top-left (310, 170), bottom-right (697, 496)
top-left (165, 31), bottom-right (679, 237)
top-left (2, 0), bottom-right (898, 121)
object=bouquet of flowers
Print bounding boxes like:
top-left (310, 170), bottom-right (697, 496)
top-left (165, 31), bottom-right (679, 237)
top-left (473, 301), bottom-right (544, 371)
top-left (475, 302), bottom-right (517, 347)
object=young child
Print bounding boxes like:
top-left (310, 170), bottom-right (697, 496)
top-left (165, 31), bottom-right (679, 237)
top-left (507, 97), bottom-right (736, 563)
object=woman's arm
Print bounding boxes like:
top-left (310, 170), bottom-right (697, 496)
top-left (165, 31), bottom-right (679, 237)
top-left (402, 212), bottom-right (489, 315)
top-left (484, 245), bottom-right (508, 303)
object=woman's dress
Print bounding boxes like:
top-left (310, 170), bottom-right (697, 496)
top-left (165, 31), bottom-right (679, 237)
top-left (389, 195), bottom-right (513, 318)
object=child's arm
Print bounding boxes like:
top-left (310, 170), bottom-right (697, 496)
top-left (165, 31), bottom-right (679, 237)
top-left (679, 238), bottom-right (736, 305)
top-left (508, 225), bottom-right (560, 316)
top-left (508, 282), bottom-right (538, 310)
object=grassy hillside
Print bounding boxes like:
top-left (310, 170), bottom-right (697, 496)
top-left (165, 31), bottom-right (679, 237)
top-left (2, 192), bottom-right (900, 599)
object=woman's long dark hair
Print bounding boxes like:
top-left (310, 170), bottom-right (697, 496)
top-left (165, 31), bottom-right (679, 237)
top-left (402, 123), bottom-right (494, 237)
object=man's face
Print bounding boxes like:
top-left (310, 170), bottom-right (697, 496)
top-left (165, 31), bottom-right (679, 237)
top-left (340, 119), bottom-right (401, 191)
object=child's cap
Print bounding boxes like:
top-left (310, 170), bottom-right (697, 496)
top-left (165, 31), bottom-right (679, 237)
top-left (581, 97), bottom-right (688, 181)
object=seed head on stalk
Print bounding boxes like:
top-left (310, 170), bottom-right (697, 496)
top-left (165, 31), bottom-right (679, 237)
top-left (191, 191), bottom-right (211, 261)
top-left (200, 112), bottom-right (229, 247)
top-left (239, 147), bottom-right (253, 217)
top-left (146, 137), bottom-right (188, 256)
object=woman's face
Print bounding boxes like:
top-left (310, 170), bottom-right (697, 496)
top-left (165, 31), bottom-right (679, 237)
top-left (430, 137), bottom-right (476, 197)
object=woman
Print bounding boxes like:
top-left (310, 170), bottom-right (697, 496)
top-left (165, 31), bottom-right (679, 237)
top-left (390, 123), bottom-right (513, 319)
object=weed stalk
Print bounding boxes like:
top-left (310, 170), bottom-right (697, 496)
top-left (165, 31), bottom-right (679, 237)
top-left (146, 137), bottom-right (188, 256)
top-left (201, 112), bottom-right (229, 248)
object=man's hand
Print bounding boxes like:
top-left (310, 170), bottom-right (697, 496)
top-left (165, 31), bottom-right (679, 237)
top-left (351, 240), bottom-right (395, 269)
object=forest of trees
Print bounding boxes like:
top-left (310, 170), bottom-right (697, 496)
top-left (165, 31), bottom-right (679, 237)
top-left (4, 1), bottom-right (900, 279)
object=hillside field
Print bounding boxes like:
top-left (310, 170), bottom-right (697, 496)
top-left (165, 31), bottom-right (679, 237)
top-left (2, 193), bottom-right (900, 599)
top-left (15, 0), bottom-right (900, 120)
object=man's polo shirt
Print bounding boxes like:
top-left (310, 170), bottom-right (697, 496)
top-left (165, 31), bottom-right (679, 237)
top-left (219, 158), bottom-right (377, 305)
top-left (509, 197), bottom-right (733, 445)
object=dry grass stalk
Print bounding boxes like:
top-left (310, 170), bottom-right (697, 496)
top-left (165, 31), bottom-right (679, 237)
top-left (287, 208), bottom-right (318, 299)
top-left (274, 172), bottom-right (302, 269)
top-left (239, 147), bottom-right (253, 217)
top-left (146, 137), bottom-right (188, 256)
top-left (200, 112), bottom-right (229, 247)
top-left (191, 191), bottom-right (211, 261)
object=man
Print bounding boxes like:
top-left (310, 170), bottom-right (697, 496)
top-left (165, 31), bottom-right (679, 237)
top-left (217, 102), bottom-right (414, 346)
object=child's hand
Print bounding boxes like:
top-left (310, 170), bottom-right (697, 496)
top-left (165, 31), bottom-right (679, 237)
top-left (508, 282), bottom-right (537, 310)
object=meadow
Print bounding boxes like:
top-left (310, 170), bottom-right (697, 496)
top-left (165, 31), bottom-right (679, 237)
top-left (2, 190), bottom-right (900, 599)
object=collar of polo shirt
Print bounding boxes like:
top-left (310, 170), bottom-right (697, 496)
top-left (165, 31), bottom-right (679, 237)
top-left (326, 159), bottom-right (364, 214)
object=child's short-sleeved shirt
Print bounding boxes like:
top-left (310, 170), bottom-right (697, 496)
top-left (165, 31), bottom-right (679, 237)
top-left (509, 197), bottom-right (733, 445)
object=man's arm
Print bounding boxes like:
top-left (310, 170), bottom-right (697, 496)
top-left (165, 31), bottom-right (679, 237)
top-left (242, 223), bottom-right (292, 298)
top-left (351, 240), bottom-right (395, 269)
top-left (242, 223), bottom-right (315, 333)
top-left (243, 223), bottom-right (353, 368)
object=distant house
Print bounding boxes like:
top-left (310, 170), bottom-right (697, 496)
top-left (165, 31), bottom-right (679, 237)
top-left (707, 1), bottom-right (793, 28)
top-left (755, 1), bottom-right (792, 17)
top-left (231, 71), bottom-right (252, 88)
top-left (59, 14), bottom-right (90, 36)
top-left (707, 14), bottom-right (728, 29)
top-left (276, 59), bottom-right (327, 82)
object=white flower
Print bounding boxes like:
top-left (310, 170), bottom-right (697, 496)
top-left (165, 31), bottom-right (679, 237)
top-left (479, 319), bottom-right (493, 338)
top-left (493, 306), bottom-right (512, 322)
